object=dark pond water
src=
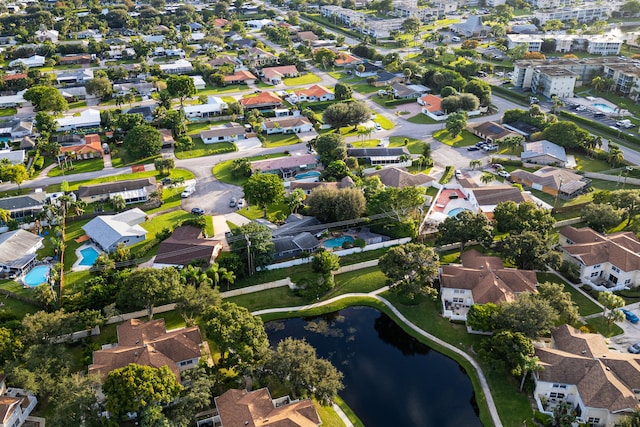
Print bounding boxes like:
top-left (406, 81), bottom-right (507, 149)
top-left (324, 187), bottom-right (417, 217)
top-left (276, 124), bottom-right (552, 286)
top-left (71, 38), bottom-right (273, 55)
top-left (265, 306), bottom-right (482, 427)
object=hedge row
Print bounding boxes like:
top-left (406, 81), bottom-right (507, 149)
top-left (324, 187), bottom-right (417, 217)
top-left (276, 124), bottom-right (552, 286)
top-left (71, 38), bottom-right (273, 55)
top-left (440, 165), bottom-right (454, 184)
top-left (559, 111), bottom-right (640, 147)
top-left (490, 84), bottom-right (529, 103)
top-left (301, 13), bottom-right (363, 42)
top-left (384, 98), bottom-right (417, 106)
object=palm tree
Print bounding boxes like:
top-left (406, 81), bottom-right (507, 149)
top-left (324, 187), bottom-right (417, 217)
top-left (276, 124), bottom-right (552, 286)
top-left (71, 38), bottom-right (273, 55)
top-left (469, 159), bottom-right (482, 169)
top-left (357, 127), bottom-right (367, 146)
top-left (0, 208), bottom-right (10, 225)
top-left (480, 172), bottom-right (494, 184)
top-left (591, 75), bottom-right (605, 93)
top-left (608, 144), bottom-right (625, 167)
top-left (206, 263), bottom-right (223, 287)
top-left (72, 200), bottom-right (87, 217)
top-left (221, 269), bottom-right (236, 291)
top-left (111, 195), bottom-right (126, 212)
top-left (550, 95), bottom-right (565, 113)
top-left (403, 68), bottom-right (412, 83)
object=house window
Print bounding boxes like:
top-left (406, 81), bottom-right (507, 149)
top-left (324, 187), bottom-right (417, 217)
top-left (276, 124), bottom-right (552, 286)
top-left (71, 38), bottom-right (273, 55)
top-left (552, 384), bottom-right (567, 389)
top-left (593, 264), bottom-right (601, 269)
top-left (612, 265), bottom-right (620, 273)
top-left (454, 289), bottom-right (465, 294)
top-left (587, 418), bottom-right (600, 425)
top-left (626, 279), bottom-right (632, 285)
top-left (609, 274), bottom-right (619, 284)
top-left (590, 272), bottom-right (599, 277)
top-left (549, 392), bottom-right (565, 399)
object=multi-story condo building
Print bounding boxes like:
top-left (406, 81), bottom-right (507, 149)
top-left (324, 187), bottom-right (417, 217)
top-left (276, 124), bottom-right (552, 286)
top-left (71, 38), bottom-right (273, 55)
top-left (531, 67), bottom-right (577, 98)
top-left (603, 62), bottom-right (640, 96)
top-left (320, 5), bottom-right (403, 37)
top-left (506, 34), bottom-right (622, 56)
top-left (534, 4), bottom-right (612, 24)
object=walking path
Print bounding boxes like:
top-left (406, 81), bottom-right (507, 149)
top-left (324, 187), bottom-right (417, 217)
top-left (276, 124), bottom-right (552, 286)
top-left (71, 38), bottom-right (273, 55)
top-left (253, 288), bottom-right (503, 427)
top-left (332, 403), bottom-right (354, 427)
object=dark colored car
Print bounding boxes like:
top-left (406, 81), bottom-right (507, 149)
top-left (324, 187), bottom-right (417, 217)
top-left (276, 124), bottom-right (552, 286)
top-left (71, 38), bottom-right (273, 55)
top-left (621, 308), bottom-right (639, 324)
top-left (629, 343), bottom-right (640, 354)
top-left (191, 207), bottom-right (205, 215)
top-left (161, 177), bottom-right (172, 185)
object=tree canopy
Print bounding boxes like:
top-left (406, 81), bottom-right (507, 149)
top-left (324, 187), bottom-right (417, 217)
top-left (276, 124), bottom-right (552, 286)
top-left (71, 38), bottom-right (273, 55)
top-left (494, 292), bottom-right (559, 339)
top-left (166, 75), bottom-right (196, 106)
top-left (24, 86), bottom-right (68, 113)
top-left (322, 101), bottom-right (370, 130)
top-left (307, 187), bottom-right (366, 223)
top-left (493, 201), bottom-right (555, 236)
top-left (230, 221), bottom-right (275, 272)
top-left (379, 243), bottom-right (439, 300)
top-left (118, 267), bottom-right (184, 318)
top-left (122, 125), bottom-right (162, 161)
top-left (242, 173), bottom-right (285, 216)
top-left (315, 133), bottom-right (347, 165)
top-left (436, 210), bottom-right (493, 251)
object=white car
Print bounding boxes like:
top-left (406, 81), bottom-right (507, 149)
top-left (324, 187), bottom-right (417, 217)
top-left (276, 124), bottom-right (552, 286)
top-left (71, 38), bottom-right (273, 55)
top-left (181, 186), bottom-right (195, 198)
top-left (498, 170), bottom-right (511, 179)
top-left (455, 169), bottom-right (463, 179)
top-left (483, 144), bottom-right (498, 151)
top-left (374, 123), bottom-right (382, 131)
top-left (236, 198), bottom-right (245, 209)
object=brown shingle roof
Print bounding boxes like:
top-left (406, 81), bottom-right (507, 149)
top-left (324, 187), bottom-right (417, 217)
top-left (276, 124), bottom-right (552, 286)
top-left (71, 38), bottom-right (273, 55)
top-left (440, 249), bottom-right (537, 304)
top-left (560, 226), bottom-right (640, 271)
top-left (470, 185), bottom-right (532, 206)
top-left (89, 319), bottom-right (202, 382)
top-left (77, 178), bottom-right (157, 198)
top-left (365, 167), bottom-right (434, 188)
top-left (215, 388), bottom-right (321, 427)
top-left (155, 225), bottom-right (222, 267)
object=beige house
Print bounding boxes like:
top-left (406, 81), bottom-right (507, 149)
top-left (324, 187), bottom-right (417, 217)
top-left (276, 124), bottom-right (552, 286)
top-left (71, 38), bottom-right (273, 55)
top-left (534, 325), bottom-right (640, 427)
top-left (439, 250), bottom-right (537, 321)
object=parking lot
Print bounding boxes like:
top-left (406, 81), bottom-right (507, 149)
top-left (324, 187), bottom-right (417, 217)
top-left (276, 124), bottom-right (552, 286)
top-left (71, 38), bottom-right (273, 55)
top-left (609, 303), bottom-right (640, 352)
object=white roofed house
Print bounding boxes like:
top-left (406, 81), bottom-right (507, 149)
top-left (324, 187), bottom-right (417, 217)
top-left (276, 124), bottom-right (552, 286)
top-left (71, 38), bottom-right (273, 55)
top-left (56, 109), bottom-right (101, 131)
top-left (183, 96), bottom-right (228, 118)
top-left (0, 230), bottom-right (43, 278)
top-left (0, 149), bottom-right (25, 165)
top-left (8, 55), bottom-right (45, 68)
top-left (200, 123), bottom-right (247, 144)
top-left (159, 59), bottom-right (193, 74)
top-left (260, 116), bottom-right (313, 135)
top-left (0, 375), bottom-right (38, 427)
top-left (82, 208), bottom-right (148, 252)
top-left (190, 75), bottom-right (206, 90)
top-left (76, 178), bottom-right (158, 204)
top-left (521, 140), bottom-right (568, 167)
top-left (54, 68), bottom-right (94, 85)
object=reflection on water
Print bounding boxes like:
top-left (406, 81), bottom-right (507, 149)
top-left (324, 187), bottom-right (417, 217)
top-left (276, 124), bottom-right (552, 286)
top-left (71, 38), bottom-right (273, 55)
top-left (266, 306), bottom-right (482, 427)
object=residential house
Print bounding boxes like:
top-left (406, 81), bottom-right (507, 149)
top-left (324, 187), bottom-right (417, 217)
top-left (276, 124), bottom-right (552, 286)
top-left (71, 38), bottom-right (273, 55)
top-left (183, 96), bottom-right (228, 118)
top-left (469, 121), bottom-right (519, 143)
top-left (191, 75), bottom-right (207, 90)
top-left (56, 109), bottom-right (101, 131)
top-left (271, 214), bottom-right (322, 260)
top-left (214, 18), bottom-right (229, 27)
top-left (159, 59), bottom-right (193, 74)
top-left (0, 375), bottom-right (37, 427)
top-left (0, 230), bottom-right (43, 278)
top-left (289, 176), bottom-right (354, 196)
top-left (59, 133), bottom-right (103, 160)
top-left (55, 68), bottom-right (94, 85)
top-left (261, 65), bottom-right (300, 85)
top-left (245, 18), bottom-right (273, 29)
top-left (293, 84), bottom-right (334, 102)
top-left (154, 225), bottom-right (222, 268)
top-left (8, 55), bottom-right (45, 68)
top-left (510, 166), bottom-right (589, 199)
top-left (223, 70), bottom-right (257, 85)
top-left (347, 147), bottom-right (411, 166)
top-left (365, 167), bottom-right (434, 188)
top-left (242, 47), bottom-right (278, 67)
top-left (113, 82), bottom-right (154, 97)
top-left (439, 249), bottom-right (537, 321)
top-left (559, 225), bottom-right (640, 289)
top-left (208, 55), bottom-right (241, 68)
top-left (261, 116), bottom-right (313, 135)
top-left (0, 149), bottom-right (25, 165)
top-left (159, 129), bottom-right (174, 149)
top-left (35, 29), bottom-right (58, 42)
top-left (2, 73), bottom-right (27, 85)
top-left (534, 325), bottom-right (640, 426)
top-left (75, 29), bottom-right (101, 39)
top-left (211, 388), bottom-right (320, 427)
top-left (466, 185), bottom-right (535, 216)
top-left (355, 62), bottom-right (383, 78)
top-left (19, 137), bottom-right (36, 151)
top-left (200, 123), bottom-right (247, 144)
top-left (334, 52), bottom-right (361, 68)
top-left (77, 178), bottom-right (157, 205)
top-left (89, 318), bottom-right (203, 381)
top-left (82, 208), bottom-right (148, 252)
top-left (0, 193), bottom-right (46, 222)
top-left (418, 94), bottom-right (446, 121)
top-left (372, 71), bottom-right (404, 88)
top-left (296, 31), bottom-right (318, 43)
top-left (126, 105), bottom-right (155, 122)
top-left (58, 54), bottom-right (93, 65)
top-left (251, 153), bottom-right (318, 178)
top-left (391, 82), bottom-right (424, 99)
top-left (59, 86), bottom-right (89, 101)
top-left (8, 121), bottom-right (32, 140)
top-left (521, 140), bottom-right (568, 167)
top-left (0, 91), bottom-right (25, 108)
top-left (240, 91), bottom-right (283, 111)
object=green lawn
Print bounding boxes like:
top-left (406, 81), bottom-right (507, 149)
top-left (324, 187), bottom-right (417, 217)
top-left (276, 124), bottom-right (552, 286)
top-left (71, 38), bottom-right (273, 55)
top-left (433, 129), bottom-right (481, 147)
top-left (174, 138), bottom-right (236, 160)
top-left (352, 83), bottom-right (379, 94)
top-left (237, 201), bottom-right (289, 222)
top-left (227, 286), bottom-right (305, 311)
top-left (186, 120), bottom-right (230, 135)
top-left (141, 210), bottom-right (194, 239)
top-left (110, 146), bottom-right (160, 169)
top-left (350, 138), bottom-right (380, 147)
top-left (146, 185), bottom-right (186, 214)
top-left (68, 101), bottom-right (88, 109)
top-left (100, 96), bottom-right (142, 106)
top-left (212, 153), bottom-right (288, 185)
top-left (373, 115), bottom-right (394, 130)
top-left (389, 136), bottom-right (425, 154)
top-left (283, 73), bottom-right (322, 86)
top-left (587, 316), bottom-right (624, 337)
top-left (47, 158), bottom-right (105, 177)
top-left (204, 215), bottom-right (214, 237)
top-left (326, 267), bottom-right (387, 298)
top-left (45, 168), bottom-right (195, 193)
top-left (0, 107), bottom-right (17, 117)
top-left (196, 84), bottom-right (253, 96)
top-left (536, 272), bottom-right (602, 317)
top-left (263, 133), bottom-right (301, 147)
top-left (407, 113), bottom-right (438, 124)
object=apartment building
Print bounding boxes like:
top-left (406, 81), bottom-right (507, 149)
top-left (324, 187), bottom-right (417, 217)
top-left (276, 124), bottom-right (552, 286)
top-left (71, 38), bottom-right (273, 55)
top-left (603, 62), bottom-right (640, 96)
top-left (506, 34), bottom-right (621, 56)
top-left (531, 67), bottom-right (577, 98)
top-left (534, 4), bottom-right (612, 24)
top-left (319, 5), bottom-right (403, 37)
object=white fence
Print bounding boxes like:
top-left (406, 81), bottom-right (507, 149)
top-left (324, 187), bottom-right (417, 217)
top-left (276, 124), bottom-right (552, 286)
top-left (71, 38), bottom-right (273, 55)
top-left (584, 172), bottom-right (640, 185)
top-left (260, 237), bottom-right (412, 271)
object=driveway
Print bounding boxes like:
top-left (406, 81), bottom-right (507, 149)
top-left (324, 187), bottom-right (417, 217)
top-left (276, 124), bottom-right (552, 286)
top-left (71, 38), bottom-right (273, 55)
top-left (610, 304), bottom-right (640, 352)
top-left (180, 174), bottom-right (244, 216)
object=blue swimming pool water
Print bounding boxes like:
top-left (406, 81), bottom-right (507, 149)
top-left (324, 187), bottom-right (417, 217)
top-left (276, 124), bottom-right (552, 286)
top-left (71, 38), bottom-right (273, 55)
top-left (295, 171), bottom-right (321, 179)
top-left (324, 236), bottom-right (355, 248)
top-left (593, 103), bottom-right (617, 113)
top-left (448, 207), bottom-right (470, 217)
top-left (79, 247), bottom-right (100, 266)
top-left (24, 265), bottom-right (49, 287)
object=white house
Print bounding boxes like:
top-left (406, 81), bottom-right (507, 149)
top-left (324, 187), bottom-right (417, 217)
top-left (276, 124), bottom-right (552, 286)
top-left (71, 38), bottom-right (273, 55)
top-left (55, 68), bottom-right (94, 85)
top-left (183, 96), bottom-right (228, 118)
top-left (82, 209), bottom-right (148, 253)
top-left (8, 55), bottom-right (45, 68)
top-left (200, 122), bottom-right (246, 144)
top-left (159, 59), bottom-right (193, 74)
top-left (521, 139), bottom-right (568, 167)
top-left (0, 90), bottom-right (25, 108)
top-left (56, 109), bottom-right (101, 131)
top-left (534, 325), bottom-right (640, 427)
top-left (0, 149), bottom-right (25, 165)
top-left (0, 375), bottom-right (38, 427)
top-left (0, 230), bottom-right (43, 278)
top-left (191, 75), bottom-right (207, 90)
top-left (260, 116), bottom-right (313, 135)
top-left (293, 84), bottom-right (334, 102)
top-left (559, 226), bottom-right (640, 290)
top-left (35, 29), bottom-right (58, 42)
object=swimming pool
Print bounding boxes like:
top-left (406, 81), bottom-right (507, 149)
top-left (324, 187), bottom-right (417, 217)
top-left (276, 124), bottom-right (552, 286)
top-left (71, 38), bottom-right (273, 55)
top-left (79, 246), bottom-right (100, 266)
top-left (295, 171), bottom-right (321, 180)
top-left (23, 265), bottom-right (50, 287)
top-left (324, 236), bottom-right (355, 248)
top-left (448, 207), bottom-right (470, 217)
top-left (593, 103), bottom-right (617, 114)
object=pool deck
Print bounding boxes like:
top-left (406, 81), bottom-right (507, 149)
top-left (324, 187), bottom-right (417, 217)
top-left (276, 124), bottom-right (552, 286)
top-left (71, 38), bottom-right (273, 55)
top-left (432, 189), bottom-right (475, 215)
top-left (72, 243), bottom-right (103, 272)
top-left (566, 96), bottom-right (630, 116)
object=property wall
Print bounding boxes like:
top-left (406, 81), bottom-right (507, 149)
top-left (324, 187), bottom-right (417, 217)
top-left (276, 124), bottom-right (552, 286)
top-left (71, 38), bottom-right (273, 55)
top-left (584, 172), bottom-right (640, 186)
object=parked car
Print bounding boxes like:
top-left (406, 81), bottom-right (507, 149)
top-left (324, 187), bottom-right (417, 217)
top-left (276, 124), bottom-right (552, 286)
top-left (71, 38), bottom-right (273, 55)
top-left (161, 177), bottom-right (172, 186)
top-left (191, 207), bottom-right (205, 215)
top-left (621, 308), bottom-right (639, 324)
top-left (498, 170), bottom-right (511, 179)
top-left (483, 144), bottom-right (498, 151)
top-left (455, 169), bottom-right (463, 179)
top-left (374, 123), bottom-right (382, 131)
top-left (181, 186), bottom-right (195, 198)
top-left (467, 146), bottom-right (480, 151)
top-left (491, 163), bottom-right (504, 170)
top-left (476, 141), bottom-right (487, 148)
top-left (229, 197), bottom-right (237, 207)
top-left (629, 343), bottom-right (640, 354)
top-left (237, 199), bottom-right (245, 209)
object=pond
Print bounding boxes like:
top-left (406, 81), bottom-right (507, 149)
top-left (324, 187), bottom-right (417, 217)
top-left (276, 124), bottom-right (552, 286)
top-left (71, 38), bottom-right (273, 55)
top-left (265, 306), bottom-right (482, 427)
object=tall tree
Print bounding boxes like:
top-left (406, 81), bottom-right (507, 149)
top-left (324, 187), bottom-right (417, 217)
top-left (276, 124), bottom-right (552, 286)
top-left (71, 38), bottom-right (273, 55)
top-left (103, 364), bottom-right (183, 421)
top-left (496, 231), bottom-right (558, 270)
top-left (24, 86), bottom-right (68, 113)
top-left (202, 301), bottom-right (269, 368)
top-left (536, 281), bottom-right (579, 325)
top-left (123, 125), bottom-right (162, 160)
top-left (307, 187), bottom-right (366, 223)
top-left (598, 291), bottom-right (625, 327)
top-left (315, 133), bottom-right (347, 165)
top-left (366, 186), bottom-right (426, 222)
top-left (230, 222), bottom-right (275, 273)
top-left (242, 173), bottom-right (285, 217)
top-left (286, 188), bottom-right (306, 214)
top-left (85, 77), bottom-right (113, 99)
top-left (436, 210), bottom-right (493, 252)
top-left (166, 75), bottom-right (196, 107)
top-left (176, 282), bottom-right (221, 326)
top-left (581, 203), bottom-right (623, 232)
top-left (48, 373), bottom-right (103, 427)
top-left (334, 82), bottom-right (353, 101)
top-left (493, 201), bottom-right (555, 236)
top-left (494, 292), bottom-right (559, 339)
top-left (119, 267), bottom-right (184, 318)
top-left (445, 111), bottom-right (467, 138)
top-left (379, 243), bottom-right (440, 300)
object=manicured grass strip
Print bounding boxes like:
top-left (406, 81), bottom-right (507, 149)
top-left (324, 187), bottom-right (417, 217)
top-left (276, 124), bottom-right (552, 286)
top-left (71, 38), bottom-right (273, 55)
top-left (352, 83), bottom-right (379, 94)
top-left (47, 158), bottom-right (104, 177)
top-left (228, 286), bottom-right (305, 311)
top-left (536, 272), bottom-right (602, 317)
top-left (141, 210), bottom-right (193, 239)
top-left (587, 316), bottom-right (624, 337)
top-left (313, 400), bottom-right (349, 427)
top-left (212, 153), bottom-right (288, 185)
top-left (204, 215), bottom-right (214, 237)
top-left (284, 73), bottom-right (322, 86)
top-left (263, 133), bottom-right (301, 147)
top-left (46, 168), bottom-right (195, 193)
top-left (389, 135), bottom-right (425, 154)
top-left (407, 113), bottom-right (438, 124)
top-left (174, 138), bottom-right (236, 160)
top-left (0, 107), bottom-right (17, 117)
top-left (373, 115), bottom-right (394, 129)
top-left (333, 395), bottom-right (364, 427)
top-left (327, 267), bottom-right (386, 298)
top-left (433, 129), bottom-right (481, 147)
top-left (237, 201), bottom-right (289, 221)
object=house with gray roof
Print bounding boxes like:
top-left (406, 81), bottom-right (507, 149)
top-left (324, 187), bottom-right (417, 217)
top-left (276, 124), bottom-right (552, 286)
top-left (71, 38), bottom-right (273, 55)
top-left (270, 214), bottom-right (323, 260)
top-left (0, 192), bottom-right (47, 222)
top-left (0, 229), bottom-right (43, 278)
top-left (510, 167), bottom-right (589, 199)
top-left (77, 178), bottom-right (157, 204)
top-left (82, 208), bottom-right (147, 252)
top-left (347, 147), bottom-right (410, 166)
top-left (521, 140), bottom-right (568, 167)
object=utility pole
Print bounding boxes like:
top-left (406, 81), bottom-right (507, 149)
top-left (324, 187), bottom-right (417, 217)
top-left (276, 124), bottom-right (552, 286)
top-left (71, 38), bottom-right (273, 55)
top-left (245, 234), bottom-right (253, 276)
top-left (553, 177), bottom-right (564, 214)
